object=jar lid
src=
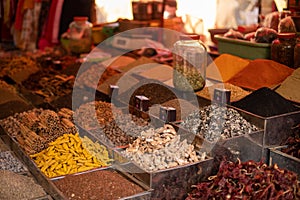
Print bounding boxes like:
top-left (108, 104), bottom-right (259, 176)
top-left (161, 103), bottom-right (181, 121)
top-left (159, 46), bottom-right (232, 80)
top-left (179, 34), bottom-right (200, 40)
top-left (73, 16), bottom-right (88, 21)
top-left (277, 33), bottom-right (296, 38)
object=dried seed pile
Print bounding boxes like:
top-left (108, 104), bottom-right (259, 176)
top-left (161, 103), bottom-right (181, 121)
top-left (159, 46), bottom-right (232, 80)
top-left (30, 133), bottom-right (111, 178)
top-left (181, 104), bottom-right (259, 142)
top-left (74, 101), bottom-right (121, 130)
top-left (93, 113), bottom-right (153, 147)
top-left (123, 124), bottom-right (207, 171)
top-left (75, 63), bottom-right (120, 90)
top-left (186, 160), bottom-right (300, 199)
top-left (0, 170), bottom-right (47, 200)
top-left (93, 122), bottom-right (136, 147)
top-left (0, 56), bottom-right (39, 79)
top-left (0, 108), bottom-right (77, 155)
top-left (53, 169), bottom-right (145, 200)
top-left (0, 151), bottom-right (27, 173)
top-left (196, 83), bottom-right (250, 102)
top-left (76, 100), bottom-right (151, 147)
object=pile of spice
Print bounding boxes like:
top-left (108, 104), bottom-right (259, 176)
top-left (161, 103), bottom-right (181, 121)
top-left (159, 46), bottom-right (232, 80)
top-left (75, 63), bottom-right (121, 90)
top-left (0, 56), bottom-right (40, 83)
top-left (276, 68), bottom-right (300, 104)
top-left (80, 136), bottom-right (113, 164)
top-left (186, 159), bottom-right (300, 199)
top-left (0, 80), bottom-right (32, 119)
top-left (149, 98), bottom-right (198, 121)
top-left (227, 59), bottom-right (294, 90)
top-left (206, 54), bottom-right (250, 82)
top-left (196, 83), bottom-right (251, 102)
top-left (123, 124), bottom-right (207, 172)
top-left (181, 104), bottom-right (259, 142)
top-left (92, 120), bottom-right (136, 147)
top-left (0, 151), bottom-right (28, 173)
top-left (30, 133), bottom-right (112, 178)
top-left (22, 70), bottom-right (75, 103)
top-left (53, 169), bottom-right (146, 200)
top-left (0, 107), bottom-right (77, 155)
top-left (0, 170), bottom-right (47, 199)
top-left (94, 113), bottom-right (153, 147)
top-left (119, 81), bottom-right (177, 107)
top-left (75, 100), bottom-right (153, 147)
top-left (232, 87), bottom-right (299, 117)
top-left (74, 100), bottom-right (122, 130)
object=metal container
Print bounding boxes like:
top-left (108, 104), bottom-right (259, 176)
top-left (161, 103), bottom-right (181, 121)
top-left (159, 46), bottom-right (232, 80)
top-left (232, 106), bottom-right (300, 147)
top-left (269, 146), bottom-right (300, 179)
top-left (113, 126), bottom-right (214, 200)
top-left (114, 150), bottom-right (213, 200)
top-left (169, 104), bottom-right (266, 160)
top-left (229, 106), bottom-right (300, 165)
top-left (216, 132), bottom-right (265, 163)
top-left (0, 132), bottom-right (65, 200)
top-left (50, 167), bottom-right (152, 200)
top-left (0, 124), bottom-right (116, 199)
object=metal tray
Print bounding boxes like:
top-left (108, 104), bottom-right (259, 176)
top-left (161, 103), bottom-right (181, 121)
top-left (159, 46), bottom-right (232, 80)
top-left (0, 124), bottom-right (116, 199)
top-left (51, 167), bottom-right (152, 200)
top-left (113, 144), bottom-right (214, 200)
top-left (231, 106), bottom-right (300, 147)
top-left (0, 132), bottom-right (65, 200)
top-left (169, 104), bottom-right (266, 157)
top-left (269, 146), bottom-right (300, 179)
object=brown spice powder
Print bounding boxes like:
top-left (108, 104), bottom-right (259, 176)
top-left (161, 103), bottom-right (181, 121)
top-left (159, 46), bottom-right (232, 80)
top-left (276, 68), bottom-right (300, 103)
top-left (53, 169), bottom-right (146, 200)
top-left (227, 59), bottom-right (294, 90)
top-left (196, 83), bottom-right (250, 102)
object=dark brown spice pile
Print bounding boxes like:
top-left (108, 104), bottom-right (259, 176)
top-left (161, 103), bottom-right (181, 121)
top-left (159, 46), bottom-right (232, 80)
top-left (119, 82), bottom-right (177, 107)
top-left (232, 87), bottom-right (299, 117)
top-left (53, 169), bottom-right (146, 200)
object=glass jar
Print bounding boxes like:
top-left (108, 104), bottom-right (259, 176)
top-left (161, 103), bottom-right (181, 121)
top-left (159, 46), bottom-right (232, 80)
top-left (294, 36), bottom-right (300, 69)
top-left (152, 0), bottom-right (163, 20)
top-left (173, 34), bottom-right (207, 92)
top-left (69, 16), bottom-right (93, 54)
top-left (271, 33), bottom-right (297, 68)
top-left (132, 0), bottom-right (152, 20)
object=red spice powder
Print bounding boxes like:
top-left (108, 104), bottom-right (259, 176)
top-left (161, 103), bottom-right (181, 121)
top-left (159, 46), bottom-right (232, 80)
top-left (227, 59), bottom-right (294, 90)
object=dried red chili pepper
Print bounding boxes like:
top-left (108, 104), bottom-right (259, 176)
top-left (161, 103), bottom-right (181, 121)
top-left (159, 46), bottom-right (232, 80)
top-left (186, 159), bottom-right (300, 200)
